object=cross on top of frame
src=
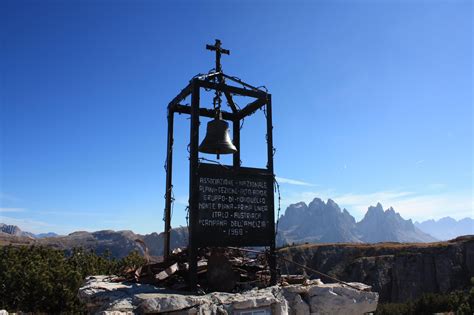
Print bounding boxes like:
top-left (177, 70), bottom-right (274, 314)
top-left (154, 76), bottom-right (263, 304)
top-left (206, 39), bottom-right (230, 74)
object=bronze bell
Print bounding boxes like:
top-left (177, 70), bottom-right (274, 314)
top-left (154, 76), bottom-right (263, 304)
top-left (199, 118), bottom-right (237, 156)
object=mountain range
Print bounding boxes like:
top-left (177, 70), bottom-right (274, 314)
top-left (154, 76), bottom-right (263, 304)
top-left (0, 223), bottom-right (58, 239)
top-left (415, 217), bottom-right (474, 240)
top-left (0, 223), bottom-right (188, 259)
top-left (277, 198), bottom-right (437, 245)
top-left (1, 198), bottom-right (472, 257)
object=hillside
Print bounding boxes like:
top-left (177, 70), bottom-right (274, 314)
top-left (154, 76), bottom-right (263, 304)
top-left (0, 225), bottom-right (188, 259)
top-left (279, 235), bottom-right (474, 302)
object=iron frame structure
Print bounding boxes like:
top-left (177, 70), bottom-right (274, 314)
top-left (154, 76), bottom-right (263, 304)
top-left (164, 48), bottom-right (276, 291)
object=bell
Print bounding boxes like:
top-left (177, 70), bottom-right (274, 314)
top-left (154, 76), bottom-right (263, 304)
top-left (199, 118), bottom-right (237, 156)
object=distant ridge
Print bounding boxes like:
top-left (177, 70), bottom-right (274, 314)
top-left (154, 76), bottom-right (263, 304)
top-left (36, 232), bottom-right (59, 238)
top-left (0, 223), bottom-right (58, 239)
top-left (4, 197), bottom-right (472, 258)
top-left (415, 217), bottom-right (474, 240)
top-left (0, 223), bottom-right (35, 239)
top-left (0, 223), bottom-right (188, 259)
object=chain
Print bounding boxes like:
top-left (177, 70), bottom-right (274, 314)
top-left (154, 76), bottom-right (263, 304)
top-left (274, 176), bottom-right (281, 237)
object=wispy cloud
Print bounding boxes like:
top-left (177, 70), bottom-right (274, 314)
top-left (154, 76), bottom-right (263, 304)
top-left (36, 210), bottom-right (111, 218)
top-left (427, 183), bottom-right (446, 190)
top-left (276, 177), bottom-right (315, 187)
top-left (174, 196), bottom-right (189, 206)
top-left (331, 191), bottom-right (414, 213)
top-left (0, 215), bottom-right (54, 234)
top-left (0, 214), bottom-right (108, 235)
top-left (280, 189), bottom-right (473, 221)
top-left (0, 192), bottom-right (21, 202)
top-left (0, 207), bottom-right (25, 213)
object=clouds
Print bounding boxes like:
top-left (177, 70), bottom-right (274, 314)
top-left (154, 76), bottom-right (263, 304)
top-left (275, 177), bottom-right (315, 187)
top-left (0, 215), bottom-right (54, 234)
top-left (0, 207), bottom-right (25, 213)
top-left (280, 188), bottom-right (473, 222)
top-left (0, 192), bottom-right (21, 202)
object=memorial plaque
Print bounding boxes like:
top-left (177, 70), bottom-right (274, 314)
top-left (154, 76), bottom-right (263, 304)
top-left (195, 163), bottom-right (274, 247)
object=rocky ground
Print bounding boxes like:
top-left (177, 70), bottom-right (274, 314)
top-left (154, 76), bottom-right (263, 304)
top-left (78, 275), bottom-right (378, 314)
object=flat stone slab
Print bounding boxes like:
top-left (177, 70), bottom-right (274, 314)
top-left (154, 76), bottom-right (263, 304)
top-left (78, 276), bottom-right (379, 314)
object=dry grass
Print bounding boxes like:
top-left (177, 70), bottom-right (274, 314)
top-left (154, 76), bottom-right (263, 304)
top-left (0, 234), bottom-right (36, 246)
top-left (278, 235), bottom-right (473, 253)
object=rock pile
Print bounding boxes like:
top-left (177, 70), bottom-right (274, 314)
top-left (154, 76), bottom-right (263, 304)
top-left (123, 247), bottom-right (273, 293)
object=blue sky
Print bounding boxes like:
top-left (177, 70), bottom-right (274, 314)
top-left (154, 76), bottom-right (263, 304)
top-left (1, 0), bottom-right (472, 234)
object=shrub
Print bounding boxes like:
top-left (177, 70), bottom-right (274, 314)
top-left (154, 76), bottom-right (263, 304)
top-left (0, 245), bottom-right (146, 313)
top-left (375, 281), bottom-right (474, 315)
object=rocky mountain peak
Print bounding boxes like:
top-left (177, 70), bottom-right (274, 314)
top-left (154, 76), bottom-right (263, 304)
top-left (278, 198), bottom-right (360, 244)
top-left (326, 198), bottom-right (341, 212)
top-left (291, 202), bottom-right (308, 209)
top-left (308, 197), bottom-right (325, 208)
top-left (367, 202), bottom-right (384, 215)
top-left (357, 203), bottom-right (435, 243)
top-left (0, 223), bottom-right (22, 236)
top-left (307, 198), bottom-right (342, 215)
top-left (0, 223), bottom-right (35, 238)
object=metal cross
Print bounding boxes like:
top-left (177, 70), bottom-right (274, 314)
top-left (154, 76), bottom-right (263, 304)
top-left (206, 39), bottom-right (230, 74)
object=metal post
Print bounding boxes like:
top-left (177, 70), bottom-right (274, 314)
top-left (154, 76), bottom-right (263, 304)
top-left (188, 79), bottom-right (200, 291)
top-left (163, 107), bottom-right (174, 260)
top-left (265, 94), bottom-right (277, 285)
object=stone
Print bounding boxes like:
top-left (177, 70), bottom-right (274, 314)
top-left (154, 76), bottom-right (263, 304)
top-left (135, 293), bottom-right (209, 313)
top-left (291, 294), bottom-right (310, 315)
top-left (78, 276), bottom-right (378, 315)
top-left (78, 275), bottom-right (174, 313)
top-left (155, 262), bottom-right (179, 281)
top-left (308, 283), bottom-right (378, 315)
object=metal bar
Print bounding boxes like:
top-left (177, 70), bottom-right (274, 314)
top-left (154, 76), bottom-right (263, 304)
top-left (238, 97), bottom-right (266, 120)
top-left (163, 108), bottom-right (174, 260)
top-left (174, 104), bottom-right (235, 121)
top-left (188, 79), bottom-right (200, 291)
top-left (222, 73), bottom-right (264, 93)
top-left (206, 44), bottom-right (230, 55)
top-left (223, 91), bottom-right (239, 113)
top-left (233, 116), bottom-right (240, 170)
top-left (227, 246), bottom-right (263, 254)
top-left (265, 94), bottom-right (277, 285)
top-left (169, 82), bottom-right (193, 108)
top-left (197, 79), bottom-right (266, 99)
top-left (195, 71), bottom-right (221, 81)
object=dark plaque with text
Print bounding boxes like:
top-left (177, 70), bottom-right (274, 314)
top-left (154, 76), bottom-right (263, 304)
top-left (195, 163), bottom-right (274, 247)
